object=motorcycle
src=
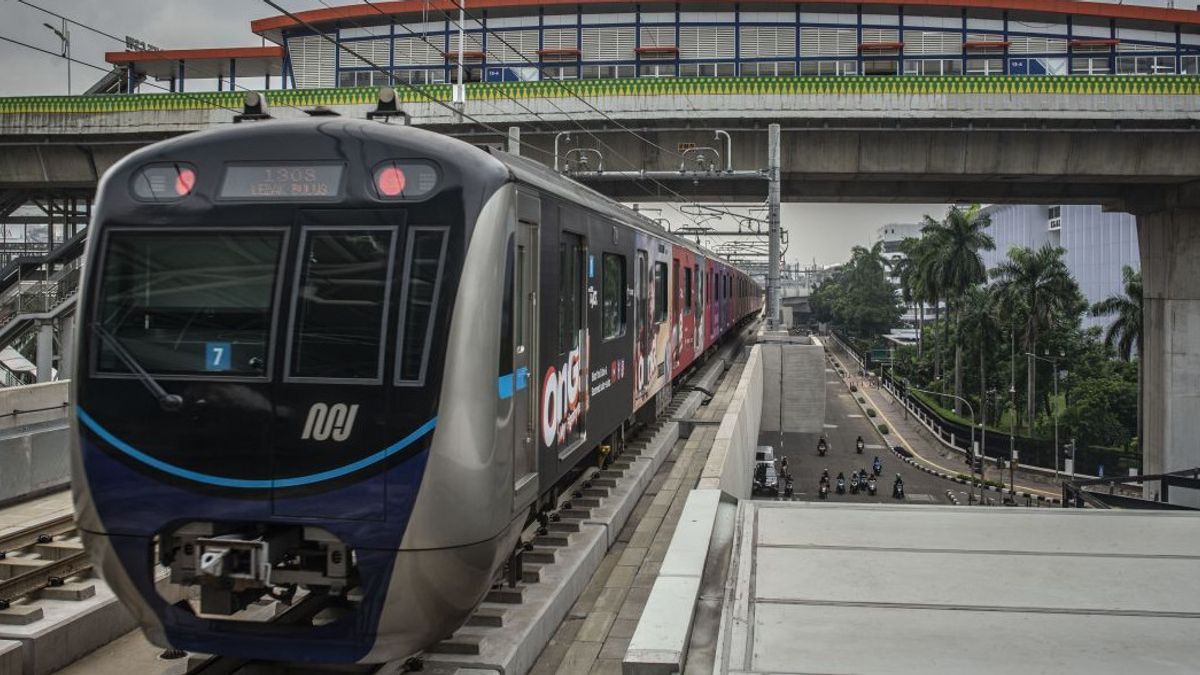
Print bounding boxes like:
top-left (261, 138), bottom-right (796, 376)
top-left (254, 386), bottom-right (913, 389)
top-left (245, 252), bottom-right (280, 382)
top-left (836, 477), bottom-right (846, 494)
top-left (867, 476), bottom-right (877, 495)
top-left (819, 482), bottom-right (829, 499)
top-left (849, 473), bottom-right (860, 494)
top-left (784, 477), bottom-right (795, 499)
top-left (893, 478), bottom-right (905, 499)
top-left (873, 458), bottom-right (882, 476)
top-left (817, 439), bottom-right (828, 457)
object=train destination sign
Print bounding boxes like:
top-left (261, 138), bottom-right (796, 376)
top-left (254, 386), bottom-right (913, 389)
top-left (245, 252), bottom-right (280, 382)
top-left (220, 164), bottom-right (344, 199)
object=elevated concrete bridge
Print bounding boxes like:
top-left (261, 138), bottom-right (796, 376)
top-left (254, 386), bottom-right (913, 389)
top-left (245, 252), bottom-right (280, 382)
top-left (1, 75), bottom-right (1199, 499)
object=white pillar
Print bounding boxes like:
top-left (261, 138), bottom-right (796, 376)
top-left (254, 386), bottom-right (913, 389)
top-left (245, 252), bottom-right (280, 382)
top-left (1138, 205), bottom-right (1200, 506)
top-left (508, 126), bottom-right (521, 156)
top-left (767, 123), bottom-right (781, 328)
top-left (36, 321), bottom-right (54, 383)
top-left (59, 313), bottom-right (75, 379)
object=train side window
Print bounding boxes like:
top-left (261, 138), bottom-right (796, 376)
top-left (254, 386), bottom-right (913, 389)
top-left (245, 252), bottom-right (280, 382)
top-left (602, 253), bottom-right (627, 340)
top-left (684, 266), bottom-right (693, 314)
top-left (636, 250), bottom-right (649, 329)
top-left (288, 228), bottom-right (396, 382)
top-left (654, 261), bottom-right (668, 324)
top-left (558, 232), bottom-right (585, 353)
top-left (692, 264), bottom-right (699, 311)
top-left (672, 260), bottom-right (680, 316)
top-left (396, 228), bottom-right (449, 385)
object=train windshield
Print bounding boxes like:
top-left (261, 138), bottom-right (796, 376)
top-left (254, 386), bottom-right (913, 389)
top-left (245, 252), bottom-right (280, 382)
top-left (95, 231), bottom-right (284, 377)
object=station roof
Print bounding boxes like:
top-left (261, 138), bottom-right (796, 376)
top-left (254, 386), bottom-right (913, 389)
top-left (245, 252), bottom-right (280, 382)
top-left (718, 501), bottom-right (1200, 673)
top-left (251, 0), bottom-right (1200, 43)
top-left (104, 47), bottom-right (284, 81)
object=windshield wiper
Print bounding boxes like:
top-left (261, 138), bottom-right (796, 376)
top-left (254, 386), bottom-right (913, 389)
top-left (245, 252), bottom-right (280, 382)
top-left (93, 324), bottom-right (184, 412)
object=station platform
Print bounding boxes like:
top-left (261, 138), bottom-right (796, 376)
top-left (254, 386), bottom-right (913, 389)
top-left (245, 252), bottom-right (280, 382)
top-left (713, 502), bottom-right (1200, 674)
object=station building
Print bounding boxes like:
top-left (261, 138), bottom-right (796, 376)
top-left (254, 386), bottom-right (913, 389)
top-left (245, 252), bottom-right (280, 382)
top-left (105, 1), bottom-right (1200, 93)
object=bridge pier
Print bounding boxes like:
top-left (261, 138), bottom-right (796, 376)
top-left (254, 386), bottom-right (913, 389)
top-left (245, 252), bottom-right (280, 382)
top-left (1138, 202), bottom-right (1200, 506)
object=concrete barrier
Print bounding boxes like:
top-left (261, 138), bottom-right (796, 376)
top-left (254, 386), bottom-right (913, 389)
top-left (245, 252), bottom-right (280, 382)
top-left (0, 381), bottom-right (70, 506)
top-left (623, 488), bottom-right (721, 675)
top-left (697, 346), bottom-right (763, 501)
top-left (626, 341), bottom-right (765, 673)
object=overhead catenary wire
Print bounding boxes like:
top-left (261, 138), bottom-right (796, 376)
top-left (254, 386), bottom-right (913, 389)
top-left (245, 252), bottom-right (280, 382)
top-left (353, 0), bottom-right (739, 229)
top-left (301, 0), bottom-right (707, 229)
top-left (311, 0), bottom-right (554, 128)
top-left (0, 34), bottom-right (245, 115)
top-left (258, 0), bottom-right (560, 163)
top-left (7, 1), bottom-right (320, 119)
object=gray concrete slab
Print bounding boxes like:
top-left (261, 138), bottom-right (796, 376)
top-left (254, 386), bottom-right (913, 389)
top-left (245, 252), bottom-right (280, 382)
top-left (0, 640), bottom-right (20, 675)
top-left (0, 583), bottom-right (137, 675)
top-left (714, 502), bottom-right (1200, 674)
top-left (752, 603), bottom-right (1200, 675)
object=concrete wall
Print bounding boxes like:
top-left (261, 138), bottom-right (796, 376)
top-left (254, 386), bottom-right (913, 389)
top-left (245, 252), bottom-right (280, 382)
top-left (0, 381), bottom-right (70, 505)
top-left (698, 346), bottom-right (763, 501)
top-left (759, 337), bottom-right (826, 435)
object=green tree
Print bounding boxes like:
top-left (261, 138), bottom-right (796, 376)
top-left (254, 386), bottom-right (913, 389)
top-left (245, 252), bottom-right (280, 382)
top-left (991, 244), bottom-right (1083, 433)
top-left (1091, 265), bottom-right (1142, 362)
top-left (919, 205), bottom-right (995, 414)
top-left (1061, 360), bottom-right (1138, 451)
top-left (959, 284), bottom-right (1002, 426)
top-left (810, 242), bottom-right (902, 339)
top-left (1090, 264), bottom-right (1143, 450)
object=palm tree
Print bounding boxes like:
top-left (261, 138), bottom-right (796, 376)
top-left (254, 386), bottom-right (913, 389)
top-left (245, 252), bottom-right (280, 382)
top-left (911, 231), bottom-right (945, 385)
top-left (991, 244), bottom-right (1081, 433)
top-left (960, 285), bottom-right (1002, 428)
top-left (920, 205), bottom-right (995, 414)
top-left (1091, 265), bottom-right (1142, 361)
top-left (1091, 264), bottom-right (1143, 450)
top-left (896, 237), bottom-right (929, 356)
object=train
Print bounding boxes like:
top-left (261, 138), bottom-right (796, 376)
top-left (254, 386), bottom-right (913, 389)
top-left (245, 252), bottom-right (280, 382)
top-left (70, 118), bottom-right (761, 663)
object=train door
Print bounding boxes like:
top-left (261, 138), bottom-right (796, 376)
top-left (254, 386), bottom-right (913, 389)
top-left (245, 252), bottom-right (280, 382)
top-left (513, 199), bottom-right (540, 510)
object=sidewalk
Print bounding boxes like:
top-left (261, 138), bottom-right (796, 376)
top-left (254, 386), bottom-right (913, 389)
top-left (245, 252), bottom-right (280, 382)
top-left (529, 356), bottom-right (747, 675)
top-left (825, 343), bottom-right (1063, 501)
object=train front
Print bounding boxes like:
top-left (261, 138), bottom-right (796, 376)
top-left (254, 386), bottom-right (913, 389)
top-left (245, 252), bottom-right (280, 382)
top-left (70, 119), bottom-right (518, 663)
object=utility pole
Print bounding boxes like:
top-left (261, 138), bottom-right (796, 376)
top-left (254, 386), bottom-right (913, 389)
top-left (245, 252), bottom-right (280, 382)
top-left (767, 123), bottom-right (781, 329)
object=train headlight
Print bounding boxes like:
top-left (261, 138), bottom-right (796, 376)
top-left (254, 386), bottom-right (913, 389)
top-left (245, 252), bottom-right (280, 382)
top-left (132, 163), bottom-right (198, 201)
top-left (371, 161), bottom-right (439, 201)
top-left (375, 165), bottom-right (407, 197)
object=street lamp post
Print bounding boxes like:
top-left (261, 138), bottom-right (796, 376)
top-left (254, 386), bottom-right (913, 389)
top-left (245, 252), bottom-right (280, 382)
top-left (1027, 350), bottom-right (1065, 479)
top-left (907, 382), bottom-right (980, 504)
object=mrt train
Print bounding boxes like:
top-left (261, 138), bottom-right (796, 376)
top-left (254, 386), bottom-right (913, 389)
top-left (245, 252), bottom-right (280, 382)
top-left (71, 118), bottom-right (761, 663)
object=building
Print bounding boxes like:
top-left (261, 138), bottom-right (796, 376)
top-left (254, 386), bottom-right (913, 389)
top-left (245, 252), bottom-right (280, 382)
top-left (980, 204), bottom-right (1140, 330)
top-left (102, 1), bottom-right (1200, 94)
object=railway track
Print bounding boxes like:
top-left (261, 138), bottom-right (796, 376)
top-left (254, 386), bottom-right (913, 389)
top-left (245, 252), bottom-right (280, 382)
top-left (0, 513), bottom-right (87, 610)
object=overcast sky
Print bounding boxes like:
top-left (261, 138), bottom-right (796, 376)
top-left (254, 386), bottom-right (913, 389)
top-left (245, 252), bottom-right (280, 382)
top-left (0, 0), bottom-right (947, 266)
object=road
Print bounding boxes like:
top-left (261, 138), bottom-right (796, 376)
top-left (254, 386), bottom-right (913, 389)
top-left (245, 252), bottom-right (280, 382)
top-left (756, 359), bottom-right (981, 506)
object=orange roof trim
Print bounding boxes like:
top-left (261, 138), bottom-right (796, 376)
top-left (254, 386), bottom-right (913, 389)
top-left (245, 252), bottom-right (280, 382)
top-left (105, 46), bottom-right (284, 65)
top-left (251, 0), bottom-right (1200, 35)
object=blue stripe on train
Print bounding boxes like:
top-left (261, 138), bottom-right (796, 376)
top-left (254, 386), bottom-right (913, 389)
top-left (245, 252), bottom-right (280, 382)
top-left (76, 407), bottom-right (437, 489)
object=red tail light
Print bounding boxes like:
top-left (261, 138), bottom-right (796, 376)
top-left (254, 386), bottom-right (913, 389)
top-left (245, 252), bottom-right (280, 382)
top-left (375, 165), bottom-right (406, 197)
top-left (174, 168), bottom-right (197, 196)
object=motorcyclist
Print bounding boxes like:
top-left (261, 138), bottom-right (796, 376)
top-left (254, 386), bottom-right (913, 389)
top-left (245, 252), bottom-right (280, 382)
top-left (817, 436), bottom-right (828, 455)
top-left (820, 469), bottom-right (830, 485)
top-left (856, 435), bottom-right (865, 453)
top-left (893, 473), bottom-right (905, 498)
top-left (836, 472), bottom-right (846, 493)
top-left (849, 472), bottom-right (860, 493)
top-left (873, 456), bottom-right (882, 476)
top-left (867, 474), bottom-right (877, 494)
